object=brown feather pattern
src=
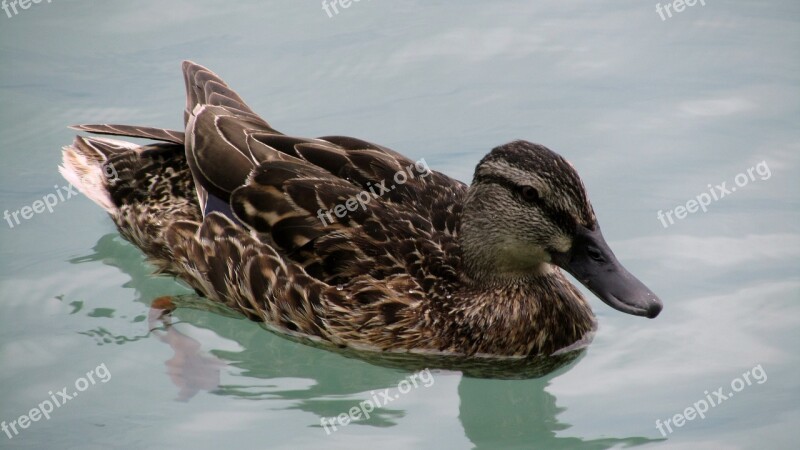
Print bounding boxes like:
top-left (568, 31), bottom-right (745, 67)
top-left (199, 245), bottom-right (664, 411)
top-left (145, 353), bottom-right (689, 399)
top-left (60, 61), bottom-right (599, 358)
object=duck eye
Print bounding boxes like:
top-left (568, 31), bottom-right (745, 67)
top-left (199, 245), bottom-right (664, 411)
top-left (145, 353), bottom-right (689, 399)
top-left (519, 186), bottom-right (539, 202)
top-left (587, 246), bottom-right (604, 262)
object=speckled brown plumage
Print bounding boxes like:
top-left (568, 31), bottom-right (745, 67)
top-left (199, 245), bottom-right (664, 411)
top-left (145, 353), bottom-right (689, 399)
top-left (59, 61), bottom-right (608, 359)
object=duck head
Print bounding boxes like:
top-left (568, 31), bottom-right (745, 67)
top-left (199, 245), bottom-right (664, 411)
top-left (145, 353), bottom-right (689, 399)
top-left (460, 140), bottom-right (662, 318)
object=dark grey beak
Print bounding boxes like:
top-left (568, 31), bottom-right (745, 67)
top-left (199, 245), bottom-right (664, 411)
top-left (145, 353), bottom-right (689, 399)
top-left (551, 226), bottom-right (662, 318)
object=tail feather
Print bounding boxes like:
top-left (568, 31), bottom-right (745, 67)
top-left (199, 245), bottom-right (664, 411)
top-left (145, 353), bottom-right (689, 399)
top-left (59, 136), bottom-right (137, 212)
top-left (70, 124), bottom-right (185, 145)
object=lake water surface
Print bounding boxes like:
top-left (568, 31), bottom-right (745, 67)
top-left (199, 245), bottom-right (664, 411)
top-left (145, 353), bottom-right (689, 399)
top-left (1, 1), bottom-right (798, 449)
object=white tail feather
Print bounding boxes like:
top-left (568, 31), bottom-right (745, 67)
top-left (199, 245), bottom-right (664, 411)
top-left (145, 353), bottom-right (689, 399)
top-left (59, 146), bottom-right (117, 213)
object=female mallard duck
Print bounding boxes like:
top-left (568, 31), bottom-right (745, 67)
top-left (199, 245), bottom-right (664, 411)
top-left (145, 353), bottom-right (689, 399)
top-left (60, 61), bottom-right (661, 359)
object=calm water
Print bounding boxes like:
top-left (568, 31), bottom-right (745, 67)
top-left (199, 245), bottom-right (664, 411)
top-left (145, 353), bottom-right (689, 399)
top-left (1, 1), bottom-right (798, 449)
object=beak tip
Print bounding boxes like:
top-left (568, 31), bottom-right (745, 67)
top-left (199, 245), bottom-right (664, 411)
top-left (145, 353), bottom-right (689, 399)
top-left (645, 299), bottom-right (663, 319)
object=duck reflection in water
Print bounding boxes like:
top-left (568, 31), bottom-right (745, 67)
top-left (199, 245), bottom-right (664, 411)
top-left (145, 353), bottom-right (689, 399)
top-left (148, 296), bottom-right (227, 402)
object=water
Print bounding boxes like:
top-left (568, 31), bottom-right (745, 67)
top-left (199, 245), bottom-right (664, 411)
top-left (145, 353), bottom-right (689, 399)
top-left (1, 1), bottom-right (798, 448)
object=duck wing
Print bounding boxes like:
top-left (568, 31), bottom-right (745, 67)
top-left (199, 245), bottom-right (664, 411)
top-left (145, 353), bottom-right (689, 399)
top-left (230, 139), bottom-right (468, 286)
top-left (179, 62), bottom-right (468, 287)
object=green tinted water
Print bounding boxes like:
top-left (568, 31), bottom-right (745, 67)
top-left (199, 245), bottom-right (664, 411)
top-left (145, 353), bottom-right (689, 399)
top-left (1, 1), bottom-right (798, 449)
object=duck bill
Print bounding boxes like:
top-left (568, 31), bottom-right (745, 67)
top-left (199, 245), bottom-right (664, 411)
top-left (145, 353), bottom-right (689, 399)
top-left (551, 226), bottom-right (662, 318)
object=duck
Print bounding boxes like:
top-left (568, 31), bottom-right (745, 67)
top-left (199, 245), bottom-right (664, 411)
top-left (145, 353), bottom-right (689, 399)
top-left (60, 61), bottom-right (662, 359)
